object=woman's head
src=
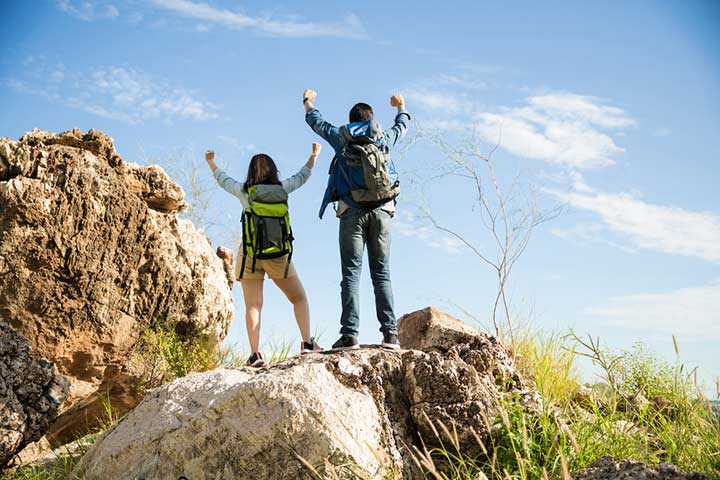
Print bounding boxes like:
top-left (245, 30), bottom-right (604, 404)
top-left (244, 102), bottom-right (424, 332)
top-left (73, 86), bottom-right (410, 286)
top-left (243, 153), bottom-right (281, 192)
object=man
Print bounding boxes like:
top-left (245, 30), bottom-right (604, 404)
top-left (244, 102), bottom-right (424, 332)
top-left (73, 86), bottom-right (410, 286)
top-left (303, 88), bottom-right (411, 350)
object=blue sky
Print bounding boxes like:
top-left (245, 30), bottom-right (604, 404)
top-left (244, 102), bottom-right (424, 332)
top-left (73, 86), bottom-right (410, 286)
top-left (2, 1), bottom-right (718, 394)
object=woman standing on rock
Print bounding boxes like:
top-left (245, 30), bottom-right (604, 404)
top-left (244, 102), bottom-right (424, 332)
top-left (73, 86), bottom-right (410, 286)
top-left (205, 146), bottom-right (323, 367)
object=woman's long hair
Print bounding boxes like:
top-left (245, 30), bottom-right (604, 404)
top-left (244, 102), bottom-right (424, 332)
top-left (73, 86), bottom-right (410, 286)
top-left (243, 153), bottom-right (281, 192)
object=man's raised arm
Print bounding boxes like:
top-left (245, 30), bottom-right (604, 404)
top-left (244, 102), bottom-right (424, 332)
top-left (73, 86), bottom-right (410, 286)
top-left (384, 93), bottom-right (411, 149)
top-left (303, 88), bottom-right (341, 150)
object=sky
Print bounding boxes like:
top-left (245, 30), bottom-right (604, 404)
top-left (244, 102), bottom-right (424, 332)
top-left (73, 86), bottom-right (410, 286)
top-left (1, 0), bottom-right (719, 395)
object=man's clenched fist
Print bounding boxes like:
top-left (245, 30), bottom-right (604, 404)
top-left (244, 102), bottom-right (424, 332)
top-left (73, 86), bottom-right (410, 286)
top-left (303, 89), bottom-right (317, 102)
top-left (390, 94), bottom-right (405, 108)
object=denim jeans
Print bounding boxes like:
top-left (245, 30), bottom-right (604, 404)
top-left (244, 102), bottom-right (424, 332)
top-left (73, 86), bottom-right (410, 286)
top-left (338, 207), bottom-right (397, 338)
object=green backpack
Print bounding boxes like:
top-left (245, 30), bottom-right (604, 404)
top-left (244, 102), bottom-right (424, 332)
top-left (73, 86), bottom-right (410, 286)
top-left (239, 184), bottom-right (294, 279)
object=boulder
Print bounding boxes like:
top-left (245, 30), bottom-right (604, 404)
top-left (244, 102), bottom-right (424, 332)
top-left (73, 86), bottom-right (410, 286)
top-left (569, 456), bottom-right (712, 480)
top-left (398, 306), bottom-right (480, 351)
top-left (76, 357), bottom-right (402, 480)
top-left (0, 129), bottom-right (234, 446)
top-left (0, 321), bottom-right (68, 468)
top-left (399, 307), bottom-right (525, 390)
top-left (77, 308), bottom-right (537, 479)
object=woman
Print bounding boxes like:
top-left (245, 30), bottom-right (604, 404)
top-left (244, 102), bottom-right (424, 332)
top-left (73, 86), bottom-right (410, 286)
top-left (205, 144), bottom-right (323, 367)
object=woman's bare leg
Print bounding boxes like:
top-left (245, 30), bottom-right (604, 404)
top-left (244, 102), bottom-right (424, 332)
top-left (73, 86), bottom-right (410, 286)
top-left (272, 275), bottom-right (311, 342)
top-left (240, 279), bottom-right (264, 353)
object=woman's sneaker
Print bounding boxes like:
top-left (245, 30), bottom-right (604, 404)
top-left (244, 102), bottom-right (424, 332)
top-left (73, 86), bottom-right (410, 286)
top-left (301, 338), bottom-right (324, 354)
top-left (331, 335), bottom-right (360, 351)
top-left (246, 351), bottom-right (265, 367)
top-left (381, 332), bottom-right (400, 349)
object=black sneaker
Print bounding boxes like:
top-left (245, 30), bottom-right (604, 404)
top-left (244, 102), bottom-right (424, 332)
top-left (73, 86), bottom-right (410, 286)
top-left (246, 351), bottom-right (265, 367)
top-left (331, 335), bottom-right (360, 351)
top-left (381, 332), bottom-right (400, 349)
top-left (301, 338), bottom-right (324, 354)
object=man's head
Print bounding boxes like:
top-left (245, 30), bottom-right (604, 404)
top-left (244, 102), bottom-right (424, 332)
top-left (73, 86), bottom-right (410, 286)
top-left (349, 102), bottom-right (373, 123)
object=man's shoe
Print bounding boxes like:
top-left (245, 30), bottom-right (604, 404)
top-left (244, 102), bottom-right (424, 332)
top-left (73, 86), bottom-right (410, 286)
top-left (246, 351), bottom-right (266, 367)
top-left (301, 338), bottom-right (324, 354)
top-left (331, 335), bottom-right (360, 351)
top-left (381, 332), bottom-right (400, 349)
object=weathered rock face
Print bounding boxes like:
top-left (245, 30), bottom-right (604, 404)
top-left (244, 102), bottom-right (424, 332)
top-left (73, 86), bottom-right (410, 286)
top-left (569, 456), bottom-right (713, 480)
top-left (0, 321), bottom-right (68, 468)
top-left (0, 129), bottom-right (234, 445)
top-left (77, 308), bottom-right (535, 479)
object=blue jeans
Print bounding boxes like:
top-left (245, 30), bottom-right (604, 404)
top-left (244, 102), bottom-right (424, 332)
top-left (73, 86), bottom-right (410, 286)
top-left (339, 207), bottom-right (397, 338)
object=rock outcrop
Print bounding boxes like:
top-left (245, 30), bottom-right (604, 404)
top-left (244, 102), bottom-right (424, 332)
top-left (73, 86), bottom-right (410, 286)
top-left (76, 308), bottom-right (536, 479)
top-left (570, 456), bottom-right (713, 480)
top-left (0, 321), bottom-right (68, 468)
top-left (0, 129), bottom-right (234, 446)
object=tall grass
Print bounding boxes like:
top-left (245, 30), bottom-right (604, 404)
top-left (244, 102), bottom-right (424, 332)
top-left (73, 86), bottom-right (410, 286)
top-left (408, 331), bottom-right (720, 479)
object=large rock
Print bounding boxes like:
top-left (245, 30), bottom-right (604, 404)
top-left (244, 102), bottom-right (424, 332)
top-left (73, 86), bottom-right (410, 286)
top-left (77, 308), bottom-right (536, 479)
top-left (0, 321), bottom-right (68, 468)
top-left (0, 129), bottom-right (234, 445)
top-left (569, 456), bottom-right (712, 480)
top-left (398, 306), bottom-right (481, 351)
top-left (399, 306), bottom-right (526, 389)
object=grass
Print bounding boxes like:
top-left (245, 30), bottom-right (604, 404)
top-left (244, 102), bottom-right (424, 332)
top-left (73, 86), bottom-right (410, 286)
top-left (404, 330), bottom-right (720, 479)
top-left (132, 324), bottom-right (222, 391)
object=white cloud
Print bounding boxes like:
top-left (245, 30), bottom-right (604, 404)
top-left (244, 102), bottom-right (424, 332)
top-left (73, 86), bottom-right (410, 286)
top-left (404, 88), bottom-right (471, 115)
top-left (403, 72), bottom-right (488, 116)
top-left (527, 94), bottom-right (636, 129)
top-left (7, 64), bottom-right (218, 124)
top-left (148, 0), bottom-right (366, 39)
top-left (586, 282), bottom-right (720, 339)
top-left (56, 0), bottom-right (119, 20)
top-left (472, 94), bottom-right (636, 169)
top-left (406, 80), bottom-right (635, 170)
top-left (217, 135), bottom-right (255, 152)
top-left (550, 222), bottom-right (640, 254)
top-left (550, 187), bottom-right (720, 262)
top-left (394, 220), bottom-right (465, 254)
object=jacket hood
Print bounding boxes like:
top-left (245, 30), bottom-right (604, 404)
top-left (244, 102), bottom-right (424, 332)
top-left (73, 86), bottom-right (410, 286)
top-left (346, 120), bottom-right (381, 138)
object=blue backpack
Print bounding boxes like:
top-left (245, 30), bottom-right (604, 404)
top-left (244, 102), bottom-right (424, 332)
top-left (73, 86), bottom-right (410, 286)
top-left (325, 120), bottom-right (400, 213)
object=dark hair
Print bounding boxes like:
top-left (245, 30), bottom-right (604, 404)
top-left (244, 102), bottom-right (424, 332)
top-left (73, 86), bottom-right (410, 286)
top-left (349, 102), bottom-right (373, 123)
top-left (243, 153), bottom-right (281, 192)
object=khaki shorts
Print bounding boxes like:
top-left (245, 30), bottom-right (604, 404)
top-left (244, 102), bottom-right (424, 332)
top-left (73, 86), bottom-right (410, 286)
top-left (234, 253), bottom-right (297, 280)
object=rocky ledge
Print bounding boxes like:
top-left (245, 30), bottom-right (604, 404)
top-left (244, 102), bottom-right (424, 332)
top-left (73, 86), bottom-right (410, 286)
top-left (76, 308), bottom-right (539, 479)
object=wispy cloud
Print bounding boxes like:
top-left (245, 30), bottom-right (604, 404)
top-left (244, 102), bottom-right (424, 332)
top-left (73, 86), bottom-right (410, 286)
top-left (586, 281), bottom-right (720, 339)
top-left (404, 87), bottom-right (473, 115)
top-left (404, 72), bottom-right (487, 115)
top-left (549, 185), bottom-right (720, 262)
top-left (217, 135), bottom-right (255, 153)
top-left (148, 0), bottom-right (366, 39)
top-left (394, 219), bottom-right (465, 255)
top-left (56, 0), bottom-right (119, 20)
top-left (6, 60), bottom-right (218, 124)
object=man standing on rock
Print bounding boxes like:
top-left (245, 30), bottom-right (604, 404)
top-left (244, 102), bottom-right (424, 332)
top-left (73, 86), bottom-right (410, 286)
top-left (303, 88), bottom-right (411, 351)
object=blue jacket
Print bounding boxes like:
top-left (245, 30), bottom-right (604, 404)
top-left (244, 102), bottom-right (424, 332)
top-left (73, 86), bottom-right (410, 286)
top-left (305, 107), bottom-right (411, 218)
